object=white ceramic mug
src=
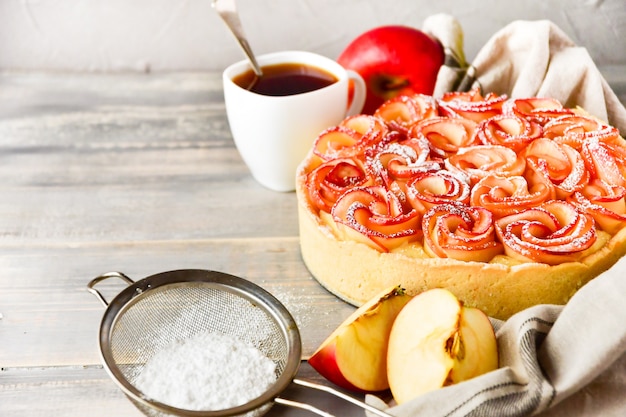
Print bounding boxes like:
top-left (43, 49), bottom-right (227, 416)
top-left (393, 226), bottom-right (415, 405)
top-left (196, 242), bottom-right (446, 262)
top-left (222, 50), bottom-right (366, 192)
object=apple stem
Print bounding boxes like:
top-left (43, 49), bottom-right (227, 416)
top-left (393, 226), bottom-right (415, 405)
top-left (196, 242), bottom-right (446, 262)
top-left (382, 78), bottom-right (410, 91)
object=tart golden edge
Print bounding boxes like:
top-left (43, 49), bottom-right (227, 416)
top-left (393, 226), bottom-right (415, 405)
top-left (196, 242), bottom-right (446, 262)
top-left (296, 154), bottom-right (626, 321)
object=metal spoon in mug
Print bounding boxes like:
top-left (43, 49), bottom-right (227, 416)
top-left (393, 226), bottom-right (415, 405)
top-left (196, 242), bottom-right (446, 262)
top-left (212, 0), bottom-right (263, 80)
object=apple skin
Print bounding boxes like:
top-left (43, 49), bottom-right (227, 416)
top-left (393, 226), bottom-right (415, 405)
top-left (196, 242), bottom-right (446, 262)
top-left (338, 25), bottom-right (445, 115)
top-left (308, 285), bottom-right (411, 392)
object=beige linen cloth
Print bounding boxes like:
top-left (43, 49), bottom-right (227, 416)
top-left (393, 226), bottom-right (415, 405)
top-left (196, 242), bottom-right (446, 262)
top-left (364, 18), bottom-right (626, 417)
top-left (425, 16), bottom-right (626, 133)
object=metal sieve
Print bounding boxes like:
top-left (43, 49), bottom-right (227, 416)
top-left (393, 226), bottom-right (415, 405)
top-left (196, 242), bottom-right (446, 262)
top-left (87, 269), bottom-right (392, 417)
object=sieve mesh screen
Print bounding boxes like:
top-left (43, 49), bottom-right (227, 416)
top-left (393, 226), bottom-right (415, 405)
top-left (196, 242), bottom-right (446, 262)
top-left (103, 281), bottom-right (292, 417)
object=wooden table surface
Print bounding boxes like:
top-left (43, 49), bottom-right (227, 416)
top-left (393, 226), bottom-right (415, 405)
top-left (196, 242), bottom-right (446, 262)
top-left (1, 70), bottom-right (625, 417)
top-left (0, 71), bottom-right (367, 417)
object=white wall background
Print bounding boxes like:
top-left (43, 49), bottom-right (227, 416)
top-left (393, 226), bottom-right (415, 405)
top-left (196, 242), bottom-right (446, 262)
top-left (0, 0), bottom-right (625, 72)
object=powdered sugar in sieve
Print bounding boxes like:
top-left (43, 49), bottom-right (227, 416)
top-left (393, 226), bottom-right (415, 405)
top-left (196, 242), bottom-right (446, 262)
top-left (135, 331), bottom-right (277, 412)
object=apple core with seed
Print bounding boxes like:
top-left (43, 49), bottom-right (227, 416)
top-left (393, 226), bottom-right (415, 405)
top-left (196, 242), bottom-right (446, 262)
top-left (387, 288), bottom-right (498, 404)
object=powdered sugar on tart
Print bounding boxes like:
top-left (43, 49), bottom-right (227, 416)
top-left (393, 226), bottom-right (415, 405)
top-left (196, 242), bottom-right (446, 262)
top-left (297, 88), bottom-right (626, 319)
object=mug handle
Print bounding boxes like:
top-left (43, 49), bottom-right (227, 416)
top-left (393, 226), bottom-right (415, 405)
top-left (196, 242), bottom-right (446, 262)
top-left (345, 69), bottom-right (367, 116)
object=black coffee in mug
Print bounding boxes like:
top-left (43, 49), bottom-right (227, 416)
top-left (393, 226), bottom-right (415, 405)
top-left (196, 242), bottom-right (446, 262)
top-left (233, 62), bottom-right (338, 96)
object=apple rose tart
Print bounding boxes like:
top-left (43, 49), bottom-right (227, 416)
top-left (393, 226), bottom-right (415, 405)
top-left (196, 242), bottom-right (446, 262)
top-left (296, 89), bottom-right (626, 319)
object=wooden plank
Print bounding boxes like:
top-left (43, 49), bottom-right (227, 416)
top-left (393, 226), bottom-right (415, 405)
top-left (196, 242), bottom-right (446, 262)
top-left (0, 180), bottom-right (299, 242)
top-left (0, 73), bottom-right (300, 243)
top-left (0, 240), bottom-right (355, 368)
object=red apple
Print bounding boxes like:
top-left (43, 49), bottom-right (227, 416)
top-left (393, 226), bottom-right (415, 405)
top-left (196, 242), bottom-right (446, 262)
top-left (307, 285), bottom-right (412, 392)
top-left (338, 25), bottom-right (445, 115)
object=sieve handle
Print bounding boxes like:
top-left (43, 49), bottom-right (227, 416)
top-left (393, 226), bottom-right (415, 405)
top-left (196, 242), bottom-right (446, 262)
top-left (87, 271), bottom-right (135, 307)
top-left (274, 398), bottom-right (335, 417)
top-left (288, 379), bottom-right (394, 417)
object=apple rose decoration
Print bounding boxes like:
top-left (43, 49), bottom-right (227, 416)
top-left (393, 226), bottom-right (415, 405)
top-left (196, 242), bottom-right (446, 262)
top-left (543, 114), bottom-right (621, 149)
top-left (581, 138), bottom-right (626, 188)
top-left (313, 114), bottom-right (388, 161)
top-left (406, 170), bottom-right (470, 213)
top-left (373, 93), bottom-right (438, 136)
top-left (422, 203), bottom-right (503, 262)
top-left (306, 158), bottom-right (373, 213)
top-left (437, 87), bottom-right (507, 123)
top-left (495, 200), bottom-right (597, 265)
top-left (367, 138), bottom-right (440, 186)
top-left (409, 116), bottom-right (479, 158)
top-left (471, 175), bottom-right (554, 218)
top-left (502, 97), bottom-right (573, 125)
top-left (474, 114), bottom-right (543, 153)
top-left (524, 137), bottom-right (590, 199)
top-left (445, 144), bottom-right (526, 185)
top-left (331, 185), bottom-right (422, 252)
top-left (568, 179), bottom-right (626, 234)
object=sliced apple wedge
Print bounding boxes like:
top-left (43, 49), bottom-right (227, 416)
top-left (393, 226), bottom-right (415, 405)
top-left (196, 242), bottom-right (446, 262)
top-left (386, 288), bottom-right (461, 403)
top-left (308, 285), bottom-right (411, 392)
top-left (387, 288), bottom-right (498, 404)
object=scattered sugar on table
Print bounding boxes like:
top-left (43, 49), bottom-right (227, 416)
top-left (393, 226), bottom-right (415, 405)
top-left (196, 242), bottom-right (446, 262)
top-left (134, 331), bottom-right (277, 411)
